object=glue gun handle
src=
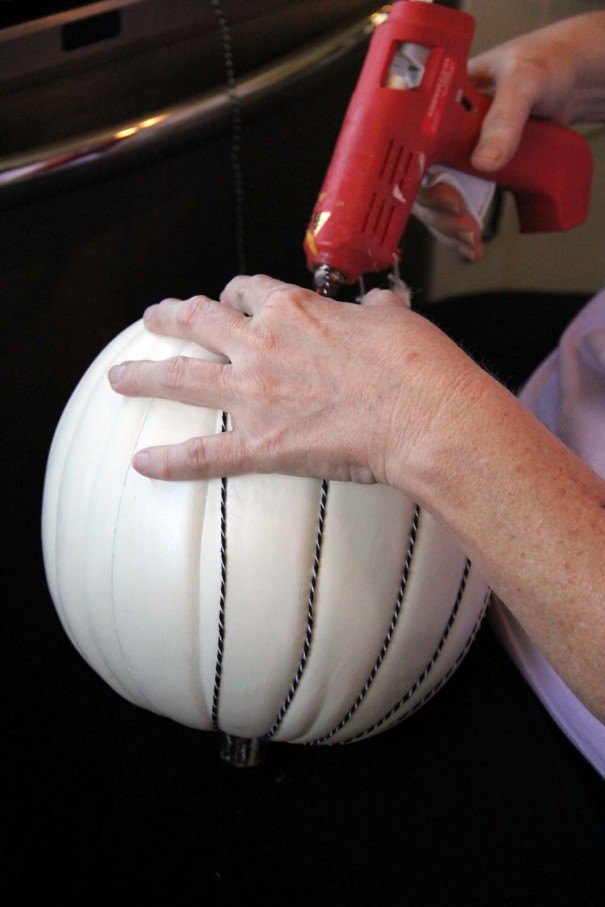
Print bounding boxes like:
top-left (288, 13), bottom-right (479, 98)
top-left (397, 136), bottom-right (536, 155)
top-left (445, 87), bottom-right (593, 232)
top-left (497, 117), bottom-right (593, 231)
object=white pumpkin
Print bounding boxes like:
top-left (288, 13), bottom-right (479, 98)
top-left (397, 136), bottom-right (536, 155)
top-left (42, 320), bottom-right (489, 755)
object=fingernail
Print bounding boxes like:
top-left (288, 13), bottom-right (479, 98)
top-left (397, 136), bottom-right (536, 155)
top-left (109, 364), bottom-right (126, 385)
top-left (462, 231), bottom-right (476, 248)
top-left (133, 451), bottom-right (150, 473)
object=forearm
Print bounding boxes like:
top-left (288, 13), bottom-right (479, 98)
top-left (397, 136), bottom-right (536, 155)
top-left (393, 364), bottom-right (605, 720)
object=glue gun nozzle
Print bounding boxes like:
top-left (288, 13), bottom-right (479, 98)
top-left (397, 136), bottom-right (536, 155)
top-left (313, 264), bottom-right (344, 297)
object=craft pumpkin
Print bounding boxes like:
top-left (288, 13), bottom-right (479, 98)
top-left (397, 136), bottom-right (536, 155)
top-left (42, 320), bottom-right (488, 759)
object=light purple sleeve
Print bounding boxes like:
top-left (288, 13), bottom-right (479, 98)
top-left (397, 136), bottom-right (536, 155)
top-left (490, 290), bottom-right (605, 776)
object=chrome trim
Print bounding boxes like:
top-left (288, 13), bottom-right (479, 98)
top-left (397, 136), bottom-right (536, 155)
top-left (0, 12), bottom-right (379, 206)
top-left (1, 0), bottom-right (146, 40)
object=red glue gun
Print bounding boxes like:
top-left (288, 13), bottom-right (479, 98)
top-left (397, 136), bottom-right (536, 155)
top-left (304, 0), bottom-right (593, 295)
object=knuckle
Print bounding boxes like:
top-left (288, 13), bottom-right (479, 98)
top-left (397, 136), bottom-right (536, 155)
top-left (248, 274), bottom-right (273, 291)
top-left (175, 296), bottom-right (205, 330)
top-left (161, 355), bottom-right (188, 392)
top-left (509, 53), bottom-right (550, 84)
top-left (220, 275), bottom-right (249, 307)
top-left (184, 437), bottom-right (208, 474)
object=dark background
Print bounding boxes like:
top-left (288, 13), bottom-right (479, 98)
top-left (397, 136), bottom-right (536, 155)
top-left (2, 1), bottom-right (603, 900)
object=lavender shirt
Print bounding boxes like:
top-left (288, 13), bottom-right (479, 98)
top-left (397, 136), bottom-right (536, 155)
top-left (491, 290), bottom-right (605, 776)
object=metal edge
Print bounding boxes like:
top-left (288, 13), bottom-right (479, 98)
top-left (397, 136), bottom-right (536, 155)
top-left (0, 9), bottom-right (384, 206)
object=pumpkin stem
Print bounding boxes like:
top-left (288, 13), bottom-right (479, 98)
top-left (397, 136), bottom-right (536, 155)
top-left (220, 734), bottom-right (267, 768)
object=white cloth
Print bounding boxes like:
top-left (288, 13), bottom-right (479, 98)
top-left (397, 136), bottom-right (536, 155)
top-left (491, 290), bottom-right (605, 777)
top-left (423, 167), bottom-right (496, 229)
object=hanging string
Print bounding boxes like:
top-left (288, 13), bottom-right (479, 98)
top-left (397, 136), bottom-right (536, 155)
top-left (210, 0), bottom-right (247, 275)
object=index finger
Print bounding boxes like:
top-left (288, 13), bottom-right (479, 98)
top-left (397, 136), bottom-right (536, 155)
top-left (468, 59), bottom-right (537, 172)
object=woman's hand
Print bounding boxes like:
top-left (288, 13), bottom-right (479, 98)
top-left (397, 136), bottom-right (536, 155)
top-left (108, 275), bottom-right (479, 493)
top-left (467, 11), bottom-right (605, 171)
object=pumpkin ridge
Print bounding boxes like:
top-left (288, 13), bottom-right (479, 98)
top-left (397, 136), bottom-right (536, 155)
top-left (42, 323), bottom-right (145, 640)
top-left (262, 478), bottom-right (330, 740)
top-left (308, 503), bottom-right (421, 745)
top-left (339, 557), bottom-right (473, 745)
top-left (106, 332), bottom-right (197, 709)
top-left (395, 589), bottom-right (491, 727)
top-left (47, 323), bottom-right (147, 671)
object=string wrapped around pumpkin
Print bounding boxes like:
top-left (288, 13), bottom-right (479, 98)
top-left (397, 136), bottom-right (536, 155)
top-left (42, 320), bottom-right (489, 765)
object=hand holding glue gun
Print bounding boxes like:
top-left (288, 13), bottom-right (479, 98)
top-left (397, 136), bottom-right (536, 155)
top-left (304, 0), bottom-right (594, 294)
